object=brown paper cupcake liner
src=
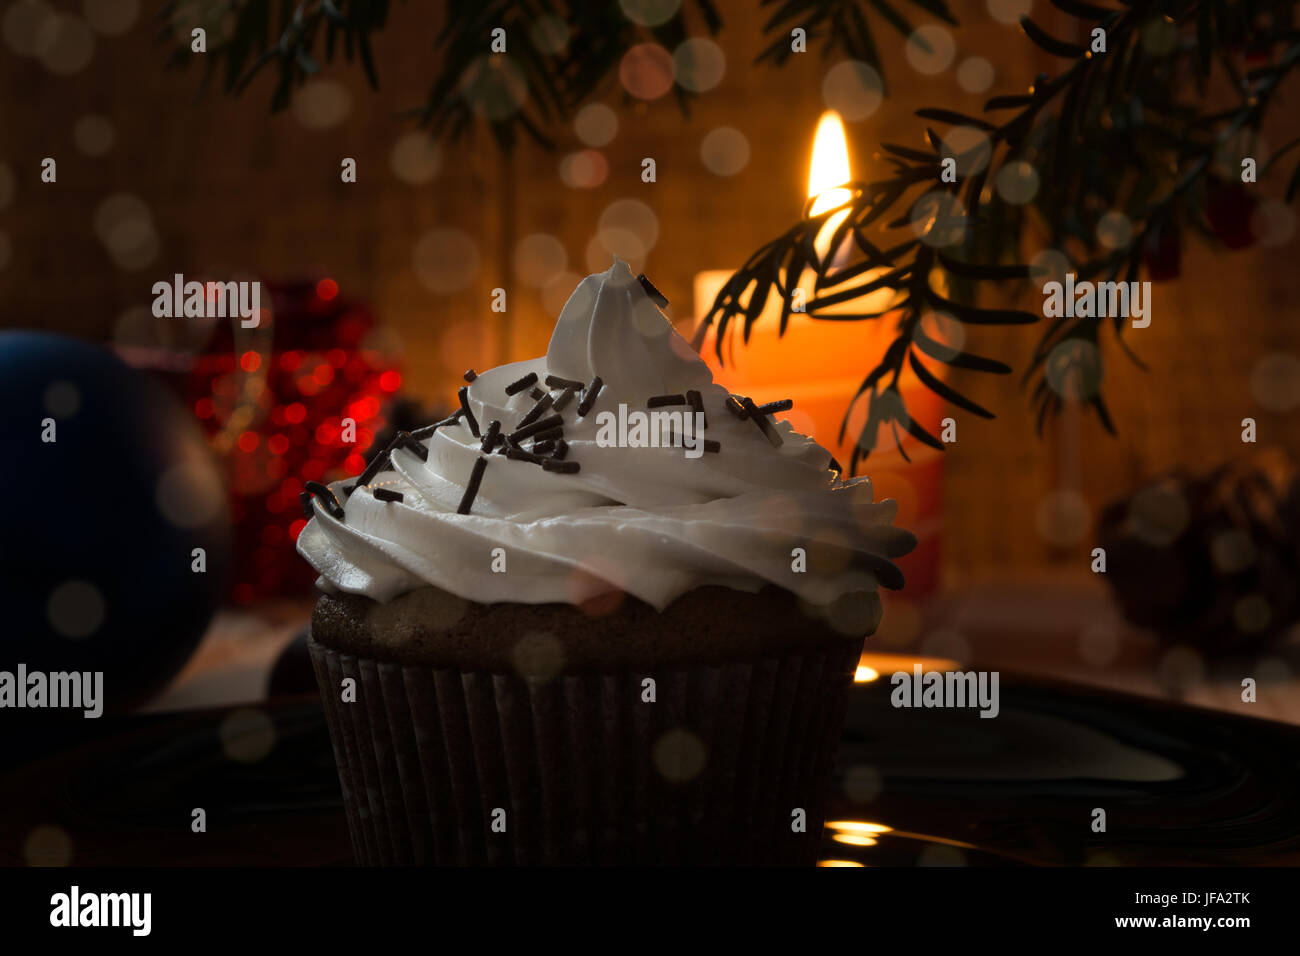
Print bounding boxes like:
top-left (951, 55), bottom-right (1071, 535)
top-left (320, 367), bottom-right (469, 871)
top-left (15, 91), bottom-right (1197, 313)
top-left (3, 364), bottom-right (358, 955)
top-left (308, 634), bottom-right (861, 866)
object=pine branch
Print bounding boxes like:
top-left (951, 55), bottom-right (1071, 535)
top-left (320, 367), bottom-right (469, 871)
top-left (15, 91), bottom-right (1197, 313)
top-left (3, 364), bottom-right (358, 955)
top-left (701, 0), bottom-right (1300, 471)
top-left (159, 0), bottom-right (965, 144)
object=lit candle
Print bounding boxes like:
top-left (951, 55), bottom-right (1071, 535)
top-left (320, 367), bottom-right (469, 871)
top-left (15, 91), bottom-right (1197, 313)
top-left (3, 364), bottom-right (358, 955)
top-left (692, 111), bottom-right (948, 597)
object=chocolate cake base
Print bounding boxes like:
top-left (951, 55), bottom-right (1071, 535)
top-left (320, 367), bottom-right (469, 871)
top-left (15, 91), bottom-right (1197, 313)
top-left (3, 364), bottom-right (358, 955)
top-left (308, 584), bottom-right (873, 865)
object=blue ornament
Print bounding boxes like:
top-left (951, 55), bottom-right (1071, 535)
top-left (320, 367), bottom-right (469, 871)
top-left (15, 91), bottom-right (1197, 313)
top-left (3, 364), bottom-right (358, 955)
top-left (0, 333), bottom-right (231, 711)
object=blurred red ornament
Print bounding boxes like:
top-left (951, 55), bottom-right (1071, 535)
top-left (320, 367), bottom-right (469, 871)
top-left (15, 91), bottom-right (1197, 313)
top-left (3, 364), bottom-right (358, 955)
top-left (185, 279), bottom-right (399, 603)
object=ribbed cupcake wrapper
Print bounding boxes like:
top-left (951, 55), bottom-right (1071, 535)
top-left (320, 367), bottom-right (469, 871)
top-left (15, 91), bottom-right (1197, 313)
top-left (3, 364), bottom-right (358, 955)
top-left (308, 635), bottom-right (861, 866)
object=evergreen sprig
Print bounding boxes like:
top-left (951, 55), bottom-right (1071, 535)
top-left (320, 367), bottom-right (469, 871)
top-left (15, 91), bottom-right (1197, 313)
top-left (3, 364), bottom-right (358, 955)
top-left (698, 0), bottom-right (1300, 470)
top-left (157, 1), bottom-right (394, 111)
top-left (157, 0), bottom-right (958, 142)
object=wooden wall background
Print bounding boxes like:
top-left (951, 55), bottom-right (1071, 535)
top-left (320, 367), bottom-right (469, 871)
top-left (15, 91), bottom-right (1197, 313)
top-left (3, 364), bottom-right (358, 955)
top-left (2, 0), bottom-right (1296, 592)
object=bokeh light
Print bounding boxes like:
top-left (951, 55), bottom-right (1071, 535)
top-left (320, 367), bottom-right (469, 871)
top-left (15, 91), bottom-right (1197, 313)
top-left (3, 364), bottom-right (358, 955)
top-left (619, 0), bottom-right (681, 27)
top-left (1155, 645), bottom-right (1204, 697)
top-left (1029, 248), bottom-right (1070, 285)
top-left (942, 126), bottom-right (992, 177)
top-left (700, 126), bottom-right (751, 176)
top-left (83, 0), bottom-right (139, 36)
top-left (1096, 210), bottom-right (1133, 249)
top-left (1140, 18), bottom-right (1179, 56)
top-left (24, 825), bottom-right (74, 867)
top-left (541, 270), bottom-right (581, 317)
top-left (514, 233), bottom-right (568, 288)
top-left (389, 131), bottom-right (442, 185)
top-left (911, 191), bottom-right (967, 247)
top-left (920, 627), bottom-right (971, 662)
top-left (219, 708), bottom-right (277, 762)
top-left (1035, 489), bottom-right (1091, 546)
top-left (995, 160), bottom-right (1040, 204)
top-left (619, 43), bottom-right (674, 100)
top-left (93, 192), bottom-right (160, 270)
top-left (460, 55), bottom-right (528, 120)
top-left (1043, 338), bottom-right (1103, 400)
top-left (1078, 621), bottom-right (1120, 667)
top-left (559, 149), bottom-right (609, 189)
top-left (842, 764), bottom-right (883, 802)
top-left (412, 227), bottom-right (480, 294)
top-left (673, 36), bottom-right (726, 92)
top-left (905, 25), bottom-right (956, 75)
top-left (599, 198), bottom-right (660, 254)
top-left (1127, 483), bottom-right (1190, 547)
top-left (35, 13), bottom-right (95, 74)
top-left (574, 102), bottom-right (618, 147)
top-left (156, 460), bottom-right (226, 529)
top-left (46, 580), bottom-right (105, 638)
top-left (73, 114), bottom-right (115, 155)
top-left (1250, 352), bottom-right (1300, 410)
top-left (821, 60), bottom-right (883, 121)
top-left (291, 79), bottom-right (352, 130)
top-left (956, 56), bottom-right (995, 93)
top-left (653, 727), bottom-right (707, 782)
top-left (511, 631), bottom-right (565, 680)
top-left (987, 0), bottom-right (1033, 24)
top-left (4, 1), bottom-right (53, 57)
top-left (43, 380), bottom-right (81, 417)
top-left (528, 14), bottom-right (568, 54)
top-left (586, 228), bottom-right (646, 274)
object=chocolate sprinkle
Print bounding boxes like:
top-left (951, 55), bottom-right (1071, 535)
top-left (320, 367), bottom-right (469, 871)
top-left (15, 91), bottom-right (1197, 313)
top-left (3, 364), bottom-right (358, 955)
top-left (647, 393), bottom-right (686, 408)
top-left (505, 372), bottom-right (538, 396)
top-left (576, 376), bottom-right (603, 417)
top-left (410, 415), bottom-right (461, 440)
top-left (304, 480), bottom-right (346, 519)
top-left (457, 386), bottom-right (480, 437)
top-left (463, 369), bottom-right (477, 382)
top-left (505, 444), bottom-right (543, 464)
top-left (509, 413), bottom-right (563, 442)
top-left (354, 430), bottom-right (412, 488)
top-left (687, 389), bottom-right (707, 428)
top-left (668, 430), bottom-right (721, 454)
top-left (553, 438), bottom-right (569, 460)
top-left (532, 439), bottom-right (556, 455)
top-left (457, 456), bottom-right (488, 515)
top-left (480, 419), bottom-right (501, 454)
top-left (545, 374), bottom-right (584, 391)
top-left (756, 399), bottom-right (794, 415)
top-left (530, 424), bottom-right (563, 444)
top-left (542, 458), bottom-right (580, 474)
top-left (741, 397), bottom-right (783, 447)
top-left (636, 273), bottom-right (669, 309)
top-left (373, 488), bottom-right (404, 503)
top-left (353, 452), bottom-right (389, 488)
top-left (516, 392), bottom-right (554, 430)
top-left (531, 386), bottom-right (545, 400)
top-left (400, 435), bottom-right (429, 462)
top-left (724, 396), bottom-right (748, 419)
top-left (551, 385), bottom-right (578, 412)
top-left (299, 491), bottom-right (314, 518)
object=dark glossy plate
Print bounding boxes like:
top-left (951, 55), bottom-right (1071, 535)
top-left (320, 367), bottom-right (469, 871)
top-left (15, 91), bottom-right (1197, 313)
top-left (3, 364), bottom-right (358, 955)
top-left (3, 670), bottom-right (1298, 866)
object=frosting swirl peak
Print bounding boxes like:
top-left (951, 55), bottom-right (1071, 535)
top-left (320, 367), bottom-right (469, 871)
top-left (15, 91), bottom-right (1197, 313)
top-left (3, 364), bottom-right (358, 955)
top-left (297, 260), bottom-right (915, 611)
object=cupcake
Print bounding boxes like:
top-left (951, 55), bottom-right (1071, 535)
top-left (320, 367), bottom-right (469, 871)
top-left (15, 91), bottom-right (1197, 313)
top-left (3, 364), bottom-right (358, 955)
top-left (298, 260), bottom-right (915, 865)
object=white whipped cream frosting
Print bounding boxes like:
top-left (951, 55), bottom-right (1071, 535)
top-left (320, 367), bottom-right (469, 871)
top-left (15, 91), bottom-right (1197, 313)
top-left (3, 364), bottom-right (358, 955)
top-left (297, 260), bottom-right (915, 611)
